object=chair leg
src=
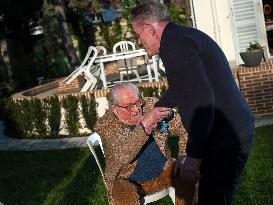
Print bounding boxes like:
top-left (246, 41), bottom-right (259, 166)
top-left (81, 80), bottom-right (92, 92)
top-left (89, 77), bottom-right (98, 91)
top-left (168, 187), bottom-right (175, 204)
top-left (120, 72), bottom-right (124, 82)
top-left (133, 70), bottom-right (142, 82)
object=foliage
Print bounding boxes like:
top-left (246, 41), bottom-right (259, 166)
top-left (99, 24), bottom-right (111, 50)
top-left (2, 94), bottom-right (98, 139)
top-left (99, 19), bottom-right (126, 51)
top-left (44, 96), bottom-right (61, 137)
top-left (167, 5), bottom-right (186, 25)
top-left (140, 86), bottom-right (167, 98)
top-left (121, 0), bottom-right (145, 21)
top-left (7, 98), bottom-right (35, 138)
top-left (80, 95), bottom-right (97, 132)
top-left (62, 95), bottom-right (80, 137)
top-left (32, 98), bottom-right (47, 138)
top-left (246, 41), bottom-right (263, 52)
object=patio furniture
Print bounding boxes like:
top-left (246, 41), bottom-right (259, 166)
top-left (113, 41), bottom-right (142, 82)
top-left (62, 46), bottom-right (100, 92)
top-left (87, 132), bottom-right (175, 205)
top-left (96, 46), bottom-right (107, 56)
top-left (151, 55), bottom-right (165, 80)
top-left (95, 49), bottom-right (155, 88)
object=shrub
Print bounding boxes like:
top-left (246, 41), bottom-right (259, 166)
top-left (140, 87), bottom-right (165, 98)
top-left (62, 95), bottom-right (80, 137)
top-left (9, 98), bottom-right (35, 138)
top-left (246, 41), bottom-right (262, 52)
top-left (32, 98), bottom-right (47, 138)
top-left (44, 96), bottom-right (61, 137)
top-left (80, 95), bottom-right (97, 132)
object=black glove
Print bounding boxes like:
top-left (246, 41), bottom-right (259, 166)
top-left (174, 155), bottom-right (201, 184)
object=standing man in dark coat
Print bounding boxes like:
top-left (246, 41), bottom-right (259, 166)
top-left (131, 2), bottom-right (255, 205)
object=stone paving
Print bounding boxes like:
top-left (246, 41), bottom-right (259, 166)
top-left (0, 117), bottom-right (273, 151)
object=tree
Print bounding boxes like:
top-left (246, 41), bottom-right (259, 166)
top-left (0, 0), bottom-right (43, 89)
top-left (52, 0), bottom-right (80, 69)
top-left (182, 0), bottom-right (192, 26)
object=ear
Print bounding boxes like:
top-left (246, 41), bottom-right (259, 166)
top-left (144, 23), bottom-right (155, 35)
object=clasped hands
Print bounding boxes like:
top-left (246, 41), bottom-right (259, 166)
top-left (140, 107), bottom-right (171, 134)
top-left (140, 107), bottom-right (201, 184)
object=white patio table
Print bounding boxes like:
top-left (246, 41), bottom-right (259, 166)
top-left (95, 48), bottom-right (159, 88)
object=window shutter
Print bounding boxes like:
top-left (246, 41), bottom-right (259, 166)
top-left (230, 0), bottom-right (265, 64)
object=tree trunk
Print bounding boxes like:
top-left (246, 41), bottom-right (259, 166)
top-left (182, 0), bottom-right (192, 26)
top-left (0, 39), bottom-right (15, 89)
top-left (52, 0), bottom-right (80, 70)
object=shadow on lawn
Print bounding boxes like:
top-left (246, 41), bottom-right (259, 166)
top-left (0, 148), bottom-right (107, 205)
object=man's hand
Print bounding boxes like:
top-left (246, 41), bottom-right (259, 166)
top-left (141, 107), bottom-right (171, 134)
top-left (174, 155), bottom-right (201, 184)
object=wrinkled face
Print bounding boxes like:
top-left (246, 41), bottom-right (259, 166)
top-left (112, 87), bottom-right (143, 125)
top-left (132, 21), bottom-right (160, 56)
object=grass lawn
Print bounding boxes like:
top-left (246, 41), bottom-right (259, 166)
top-left (0, 125), bottom-right (272, 205)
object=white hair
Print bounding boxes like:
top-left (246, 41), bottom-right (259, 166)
top-left (107, 83), bottom-right (140, 105)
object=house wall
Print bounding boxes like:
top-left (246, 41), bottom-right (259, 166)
top-left (191, 0), bottom-right (236, 61)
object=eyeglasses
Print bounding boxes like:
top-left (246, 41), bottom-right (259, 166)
top-left (115, 99), bottom-right (144, 112)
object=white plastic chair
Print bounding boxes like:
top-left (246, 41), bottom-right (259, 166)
top-left (62, 46), bottom-right (100, 92)
top-left (96, 46), bottom-right (107, 56)
top-left (87, 132), bottom-right (175, 204)
top-left (113, 41), bottom-right (142, 82)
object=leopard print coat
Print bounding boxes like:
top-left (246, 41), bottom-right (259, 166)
top-left (94, 97), bottom-right (188, 205)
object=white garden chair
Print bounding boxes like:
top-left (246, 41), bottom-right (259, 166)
top-left (113, 41), bottom-right (142, 82)
top-left (62, 46), bottom-right (100, 92)
top-left (96, 46), bottom-right (107, 56)
top-left (87, 132), bottom-right (175, 204)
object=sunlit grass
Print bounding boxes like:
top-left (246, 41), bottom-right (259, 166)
top-left (0, 125), bottom-right (272, 205)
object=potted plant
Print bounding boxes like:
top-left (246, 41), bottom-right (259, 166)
top-left (239, 41), bottom-right (264, 67)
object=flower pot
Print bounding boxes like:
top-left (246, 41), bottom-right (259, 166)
top-left (239, 49), bottom-right (264, 67)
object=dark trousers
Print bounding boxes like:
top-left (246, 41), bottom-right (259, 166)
top-left (198, 135), bottom-right (253, 205)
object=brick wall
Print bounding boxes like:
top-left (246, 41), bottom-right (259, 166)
top-left (236, 59), bottom-right (273, 117)
top-left (58, 76), bottom-right (85, 93)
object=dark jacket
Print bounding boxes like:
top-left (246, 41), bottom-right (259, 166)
top-left (156, 22), bottom-right (255, 159)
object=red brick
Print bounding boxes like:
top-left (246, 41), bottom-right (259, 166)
top-left (262, 80), bottom-right (273, 85)
top-left (264, 95), bottom-right (273, 99)
top-left (262, 74), bottom-right (273, 78)
top-left (256, 106), bottom-right (273, 111)
top-left (240, 80), bottom-right (252, 84)
top-left (265, 102), bottom-right (273, 106)
top-left (243, 94), bottom-right (255, 99)
top-left (247, 90), bottom-right (262, 95)
top-left (248, 96), bottom-right (263, 101)
top-left (244, 76), bottom-right (256, 80)
top-left (244, 82), bottom-right (262, 87)
top-left (251, 71), bottom-right (267, 76)
top-left (241, 87), bottom-right (254, 92)
top-left (264, 88), bottom-right (273, 92)
top-left (254, 85), bottom-right (270, 90)
top-left (239, 73), bottom-right (252, 77)
top-left (255, 99), bottom-right (271, 104)
top-left (252, 78), bottom-right (266, 83)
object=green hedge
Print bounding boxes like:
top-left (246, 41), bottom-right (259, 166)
top-left (80, 95), bottom-right (97, 132)
top-left (2, 95), bottom-right (97, 139)
top-left (1, 87), bottom-right (165, 139)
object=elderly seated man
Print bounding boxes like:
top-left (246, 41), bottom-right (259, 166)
top-left (95, 83), bottom-right (195, 205)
